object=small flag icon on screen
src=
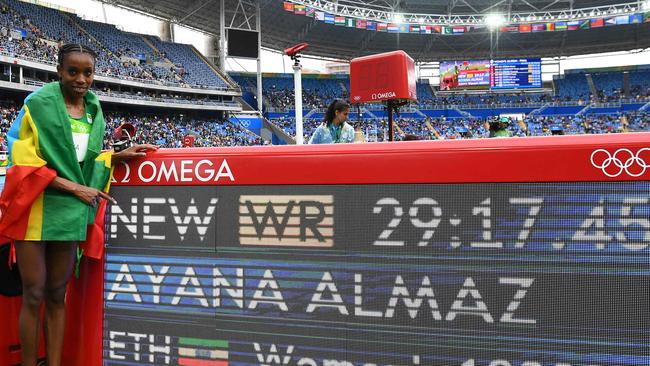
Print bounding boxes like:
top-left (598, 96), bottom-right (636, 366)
top-left (177, 337), bottom-right (228, 366)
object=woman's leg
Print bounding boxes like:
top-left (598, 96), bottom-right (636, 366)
top-left (43, 242), bottom-right (77, 366)
top-left (15, 241), bottom-right (47, 366)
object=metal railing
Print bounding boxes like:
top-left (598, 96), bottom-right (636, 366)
top-left (93, 90), bottom-right (241, 107)
top-left (0, 50), bottom-right (56, 66)
top-left (418, 101), bottom-right (547, 109)
top-left (265, 98), bottom-right (648, 113)
top-left (7, 78), bottom-right (240, 108)
top-left (24, 79), bottom-right (45, 87)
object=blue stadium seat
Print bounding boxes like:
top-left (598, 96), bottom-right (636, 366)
top-left (146, 35), bottom-right (228, 88)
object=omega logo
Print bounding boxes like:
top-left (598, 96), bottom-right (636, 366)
top-left (371, 91), bottom-right (397, 99)
top-left (112, 159), bottom-right (234, 184)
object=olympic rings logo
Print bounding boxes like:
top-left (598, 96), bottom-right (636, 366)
top-left (590, 148), bottom-right (650, 177)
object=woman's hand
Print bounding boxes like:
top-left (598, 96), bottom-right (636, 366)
top-left (50, 176), bottom-right (116, 206)
top-left (73, 185), bottom-right (117, 206)
top-left (112, 144), bottom-right (158, 165)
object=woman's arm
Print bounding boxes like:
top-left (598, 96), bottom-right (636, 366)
top-left (308, 126), bottom-right (322, 144)
top-left (342, 124), bottom-right (356, 143)
top-left (111, 143), bottom-right (158, 165)
top-left (49, 176), bottom-right (115, 206)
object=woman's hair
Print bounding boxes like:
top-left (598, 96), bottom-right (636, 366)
top-left (57, 43), bottom-right (97, 67)
top-left (323, 99), bottom-right (349, 126)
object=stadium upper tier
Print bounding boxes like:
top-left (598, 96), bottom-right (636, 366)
top-left (107, 0), bottom-right (650, 61)
top-left (0, 0), bottom-right (231, 89)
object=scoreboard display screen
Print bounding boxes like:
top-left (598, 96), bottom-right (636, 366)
top-left (439, 60), bottom-right (491, 90)
top-left (440, 58), bottom-right (543, 90)
top-left (490, 58), bottom-right (542, 89)
top-left (103, 181), bottom-right (649, 366)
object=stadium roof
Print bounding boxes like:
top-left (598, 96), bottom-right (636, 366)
top-left (107, 0), bottom-right (650, 62)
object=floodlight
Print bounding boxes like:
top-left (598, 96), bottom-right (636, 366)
top-left (393, 13), bottom-right (403, 23)
top-left (485, 13), bottom-right (505, 27)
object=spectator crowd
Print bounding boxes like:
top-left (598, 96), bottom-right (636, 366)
top-left (269, 111), bottom-right (650, 142)
top-left (0, 101), bottom-right (261, 151)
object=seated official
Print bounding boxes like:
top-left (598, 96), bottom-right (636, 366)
top-left (309, 99), bottom-right (355, 144)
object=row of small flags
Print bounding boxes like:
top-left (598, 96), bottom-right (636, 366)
top-left (284, 2), bottom-right (650, 35)
top-left (501, 13), bottom-right (647, 32)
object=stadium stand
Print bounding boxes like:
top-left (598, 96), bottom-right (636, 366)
top-left (0, 80), bottom-right (647, 146)
top-left (554, 72), bottom-right (592, 102)
top-left (629, 69), bottom-right (650, 99)
top-left (0, 101), bottom-right (18, 150)
top-left (103, 110), bottom-right (263, 148)
top-left (266, 110), bottom-right (648, 142)
top-left (77, 18), bottom-right (178, 83)
top-left (231, 73), bottom-right (349, 109)
top-left (146, 35), bottom-right (227, 88)
top-left (591, 71), bottom-right (623, 101)
top-left (0, 0), bottom-right (231, 88)
top-left (230, 67), bottom-right (649, 114)
top-left (416, 81), bottom-right (435, 105)
top-left (226, 64), bottom-right (650, 143)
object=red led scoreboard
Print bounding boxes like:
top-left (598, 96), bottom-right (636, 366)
top-left (0, 134), bottom-right (649, 366)
top-left (350, 50), bottom-right (417, 103)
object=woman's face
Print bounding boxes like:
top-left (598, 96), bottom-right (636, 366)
top-left (57, 52), bottom-right (95, 99)
top-left (335, 107), bottom-right (350, 124)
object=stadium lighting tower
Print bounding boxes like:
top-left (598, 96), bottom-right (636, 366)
top-left (485, 13), bottom-right (503, 66)
top-left (285, 43), bottom-right (309, 144)
top-left (485, 13), bottom-right (505, 29)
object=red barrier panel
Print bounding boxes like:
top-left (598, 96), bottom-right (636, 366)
top-left (2, 133), bottom-right (649, 366)
top-left (62, 256), bottom-right (104, 366)
top-left (110, 134), bottom-right (650, 186)
top-left (0, 296), bottom-right (21, 365)
top-left (0, 297), bottom-right (45, 365)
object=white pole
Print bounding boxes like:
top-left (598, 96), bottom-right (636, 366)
top-left (293, 63), bottom-right (303, 144)
top-left (219, 0), bottom-right (226, 71)
top-left (256, 2), bottom-right (263, 113)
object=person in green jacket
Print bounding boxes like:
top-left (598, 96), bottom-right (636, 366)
top-left (489, 116), bottom-right (513, 138)
top-left (5, 44), bottom-right (157, 366)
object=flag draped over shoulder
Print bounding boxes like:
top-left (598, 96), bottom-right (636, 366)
top-left (0, 82), bottom-right (113, 242)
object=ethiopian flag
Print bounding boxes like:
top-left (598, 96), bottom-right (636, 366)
top-left (177, 337), bottom-right (229, 366)
top-left (0, 82), bottom-right (112, 242)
